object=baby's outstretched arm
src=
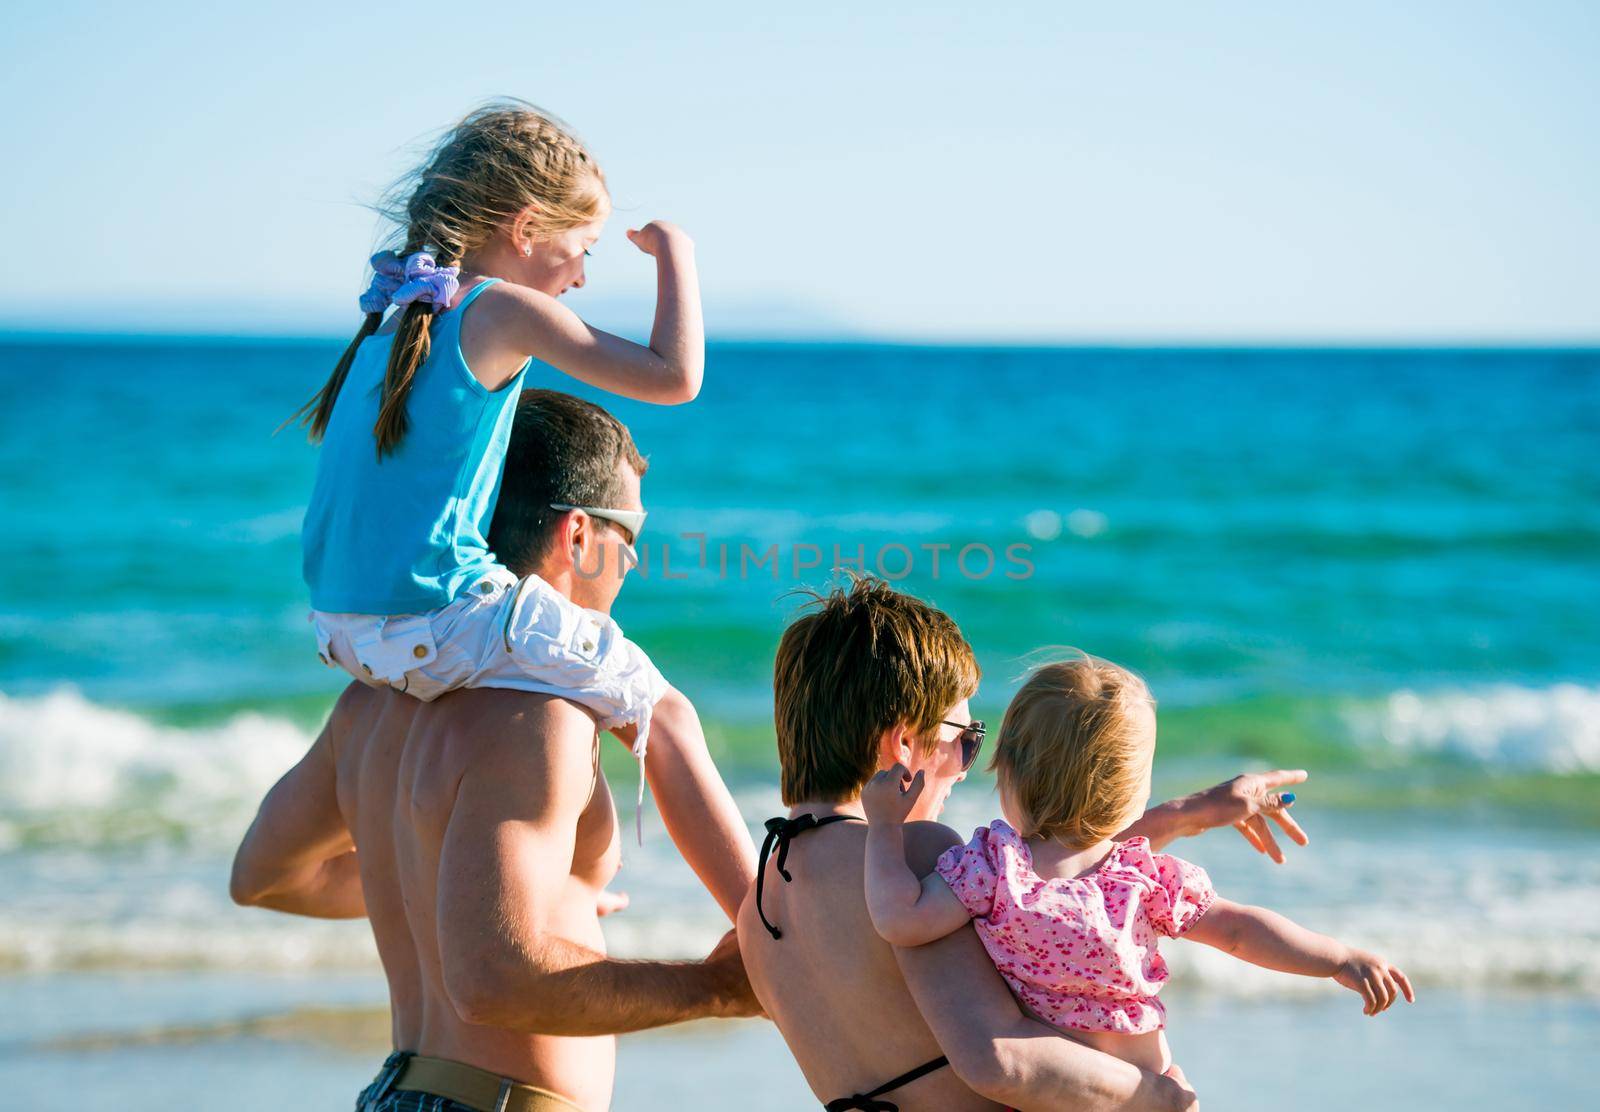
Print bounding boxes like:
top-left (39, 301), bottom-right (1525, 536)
top-left (1185, 898), bottom-right (1416, 1015)
top-left (862, 765), bottom-right (972, 947)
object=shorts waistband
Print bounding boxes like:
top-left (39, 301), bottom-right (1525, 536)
top-left (387, 1053), bottom-right (587, 1112)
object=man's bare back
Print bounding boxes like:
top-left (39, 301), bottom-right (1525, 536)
top-left (333, 684), bottom-right (621, 1108)
top-left (233, 680), bottom-right (756, 1111)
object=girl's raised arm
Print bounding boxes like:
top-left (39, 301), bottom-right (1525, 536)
top-left (487, 221), bottom-right (704, 405)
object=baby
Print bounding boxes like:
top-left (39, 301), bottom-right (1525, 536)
top-left (862, 655), bottom-right (1413, 1076)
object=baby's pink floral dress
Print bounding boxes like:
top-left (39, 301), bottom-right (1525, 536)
top-left (935, 821), bottom-right (1215, 1034)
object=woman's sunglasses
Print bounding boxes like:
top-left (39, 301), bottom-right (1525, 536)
top-left (942, 719), bottom-right (986, 771)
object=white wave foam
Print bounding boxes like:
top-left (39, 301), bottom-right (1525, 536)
top-left (1349, 683), bottom-right (1600, 773)
top-left (3, 689), bottom-right (1598, 991)
top-left (0, 688), bottom-right (311, 850)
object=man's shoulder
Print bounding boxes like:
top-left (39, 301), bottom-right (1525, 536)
top-left (425, 688), bottom-right (600, 774)
top-left (331, 684), bottom-right (598, 763)
top-left (434, 686), bottom-right (598, 730)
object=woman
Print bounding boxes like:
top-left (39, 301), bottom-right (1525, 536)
top-left (737, 578), bottom-right (1305, 1110)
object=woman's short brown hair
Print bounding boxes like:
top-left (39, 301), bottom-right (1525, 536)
top-left (773, 576), bottom-right (979, 805)
top-left (990, 655), bottom-right (1155, 846)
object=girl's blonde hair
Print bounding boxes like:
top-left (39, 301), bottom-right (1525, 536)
top-left (990, 655), bottom-right (1155, 846)
top-left (292, 99), bottom-right (609, 455)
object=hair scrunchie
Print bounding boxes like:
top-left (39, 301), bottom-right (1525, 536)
top-left (358, 250), bottom-right (461, 314)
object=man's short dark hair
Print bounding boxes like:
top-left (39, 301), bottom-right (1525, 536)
top-left (488, 389), bottom-right (648, 575)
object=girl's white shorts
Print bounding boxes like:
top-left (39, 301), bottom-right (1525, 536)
top-left (309, 566), bottom-right (667, 759)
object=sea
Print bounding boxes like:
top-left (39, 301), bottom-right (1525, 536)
top-left (0, 336), bottom-right (1595, 1109)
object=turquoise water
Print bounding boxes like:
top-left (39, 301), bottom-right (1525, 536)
top-left (0, 336), bottom-right (1596, 1107)
top-left (2, 339), bottom-right (1596, 770)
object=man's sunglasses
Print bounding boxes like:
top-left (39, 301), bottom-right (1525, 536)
top-left (549, 503), bottom-right (647, 548)
top-left (943, 719), bottom-right (987, 771)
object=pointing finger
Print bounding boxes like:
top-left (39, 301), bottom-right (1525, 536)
top-left (1261, 769), bottom-right (1309, 789)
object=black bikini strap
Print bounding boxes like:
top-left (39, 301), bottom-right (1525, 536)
top-left (755, 813), bottom-right (859, 940)
top-left (823, 1055), bottom-right (951, 1112)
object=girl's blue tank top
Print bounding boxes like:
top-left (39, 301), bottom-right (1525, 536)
top-left (301, 278), bottom-right (532, 615)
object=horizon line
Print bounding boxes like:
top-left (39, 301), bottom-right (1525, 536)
top-left (2, 326), bottom-right (1597, 353)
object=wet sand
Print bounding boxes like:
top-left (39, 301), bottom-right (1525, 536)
top-left (5, 972), bottom-right (1592, 1110)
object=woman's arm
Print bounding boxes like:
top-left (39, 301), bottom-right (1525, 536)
top-left (1185, 898), bottom-right (1415, 1015)
top-left (1120, 769), bottom-right (1308, 861)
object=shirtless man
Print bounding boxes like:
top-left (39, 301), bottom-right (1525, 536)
top-left (231, 390), bottom-right (759, 1112)
top-left (739, 577), bottom-right (1309, 1110)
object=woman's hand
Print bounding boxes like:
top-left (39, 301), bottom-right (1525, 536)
top-left (1196, 770), bottom-right (1309, 863)
top-left (1120, 768), bottom-right (1309, 861)
top-left (626, 220), bottom-right (692, 258)
top-left (862, 763), bottom-right (925, 826)
top-left (1164, 1063), bottom-right (1200, 1110)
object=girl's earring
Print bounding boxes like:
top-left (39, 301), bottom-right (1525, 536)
top-left (523, 242), bottom-right (533, 257)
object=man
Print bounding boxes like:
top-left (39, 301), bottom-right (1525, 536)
top-left (738, 576), bottom-right (1308, 1110)
top-left (232, 390), bottom-right (759, 1112)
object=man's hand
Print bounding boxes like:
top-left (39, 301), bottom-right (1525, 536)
top-left (626, 220), bottom-right (692, 258)
top-left (862, 763), bottom-right (924, 827)
top-left (703, 929), bottom-right (764, 1019)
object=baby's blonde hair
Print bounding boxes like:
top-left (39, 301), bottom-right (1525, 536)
top-left (990, 655), bottom-right (1155, 846)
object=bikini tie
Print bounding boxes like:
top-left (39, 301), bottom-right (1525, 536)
top-left (823, 1056), bottom-right (950, 1112)
top-left (823, 1097), bottom-right (898, 1112)
top-left (755, 813), bottom-right (856, 940)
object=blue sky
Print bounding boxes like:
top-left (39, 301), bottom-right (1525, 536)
top-left (3, 2), bottom-right (1596, 342)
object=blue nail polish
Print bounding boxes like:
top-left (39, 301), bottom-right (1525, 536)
top-left (1281, 792), bottom-right (1296, 805)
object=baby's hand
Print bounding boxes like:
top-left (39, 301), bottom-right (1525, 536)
top-left (626, 221), bottom-right (692, 258)
top-left (862, 763), bottom-right (925, 826)
top-left (1333, 948), bottom-right (1415, 1015)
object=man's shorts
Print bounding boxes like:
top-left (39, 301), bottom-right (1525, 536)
top-left (356, 1051), bottom-right (586, 1112)
top-left (311, 567), bottom-right (668, 760)
top-left (359, 1088), bottom-right (474, 1112)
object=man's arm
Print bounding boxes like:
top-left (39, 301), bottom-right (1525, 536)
top-left (437, 693), bottom-right (758, 1035)
top-left (1120, 769), bottom-right (1309, 861)
top-left (230, 691), bottom-right (365, 919)
top-left (610, 686), bottom-right (756, 922)
top-left (895, 824), bottom-right (1194, 1112)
